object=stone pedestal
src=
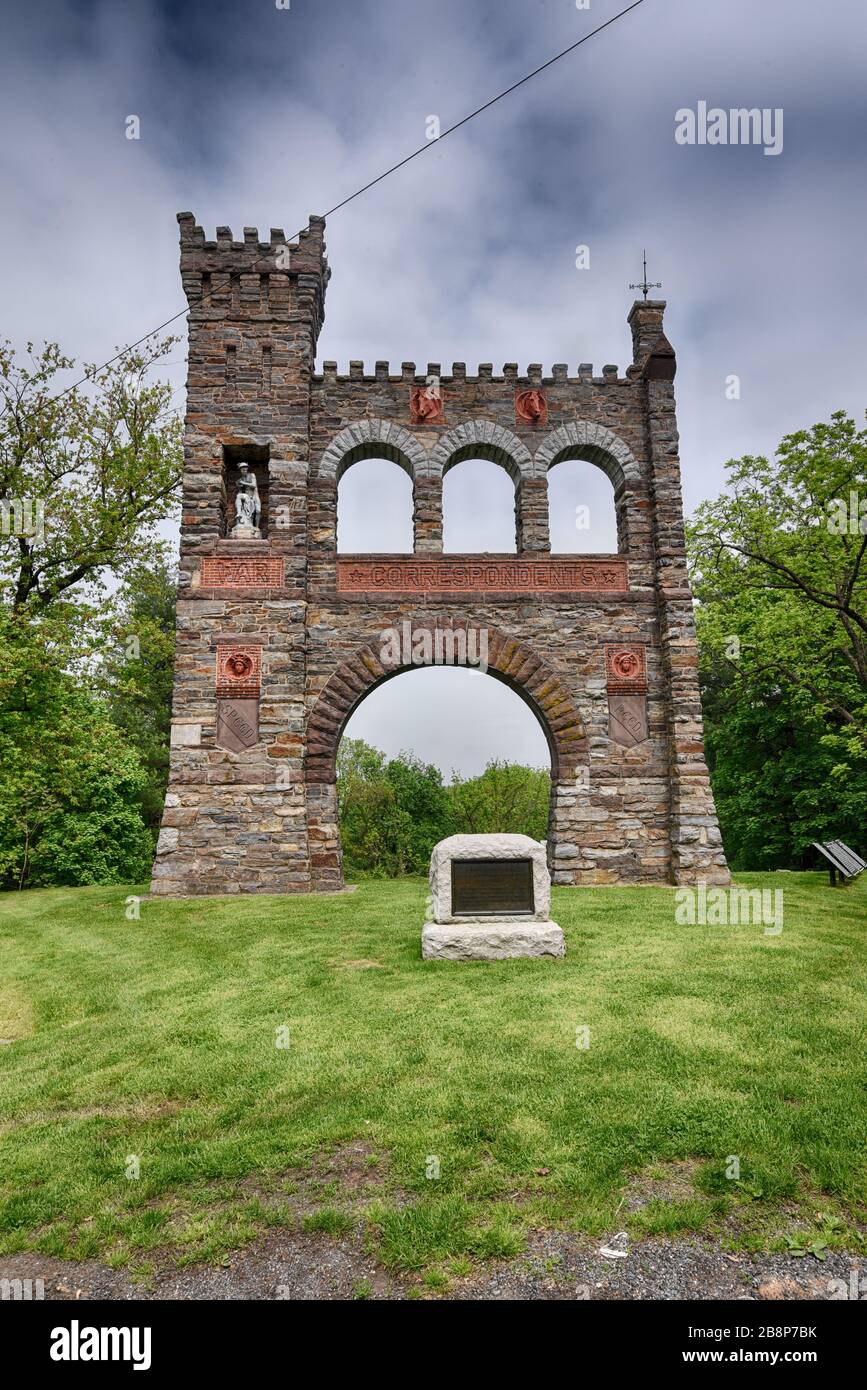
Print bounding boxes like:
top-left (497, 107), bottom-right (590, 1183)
top-left (422, 922), bottom-right (565, 960)
top-left (422, 833), bottom-right (565, 960)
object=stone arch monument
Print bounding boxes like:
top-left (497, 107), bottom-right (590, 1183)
top-left (151, 211), bottom-right (730, 896)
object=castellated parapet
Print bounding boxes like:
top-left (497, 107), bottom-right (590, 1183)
top-left (151, 212), bottom-right (729, 897)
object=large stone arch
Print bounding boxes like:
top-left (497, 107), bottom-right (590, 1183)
top-left (318, 418), bottom-right (432, 482)
top-left (305, 624), bottom-right (588, 786)
top-left (430, 419), bottom-right (533, 484)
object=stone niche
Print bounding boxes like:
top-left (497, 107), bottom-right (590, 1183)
top-left (422, 833), bottom-right (565, 960)
top-left (222, 441), bottom-right (270, 538)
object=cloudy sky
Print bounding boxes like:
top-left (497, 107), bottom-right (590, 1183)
top-left (3, 0), bottom-right (865, 776)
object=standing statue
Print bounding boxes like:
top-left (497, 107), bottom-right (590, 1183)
top-left (232, 462), bottom-right (262, 537)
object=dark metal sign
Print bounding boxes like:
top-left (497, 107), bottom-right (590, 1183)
top-left (451, 859), bottom-right (534, 917)
top-left (812, 839), bottom-right (866, 886)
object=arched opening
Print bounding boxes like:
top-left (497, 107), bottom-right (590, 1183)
top-left (305, 626), bottom-right (589, 888)
top-left (337, 666), bottom-right (552, 875)
top-left (547, 458), bottom-right (619, 553)
top-left (442, 458), bottom-right (517, 553)
top-left (337, 457), bottom-right (414, 553)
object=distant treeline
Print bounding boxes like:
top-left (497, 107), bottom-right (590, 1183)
top-left (337, 739), bottom-right (549, 877)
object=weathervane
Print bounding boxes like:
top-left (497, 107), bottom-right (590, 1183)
top-left (630, 250), bottom-right (662, 302)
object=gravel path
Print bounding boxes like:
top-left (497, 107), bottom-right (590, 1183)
top-left (2, 1235), bottom-right (861, 1302)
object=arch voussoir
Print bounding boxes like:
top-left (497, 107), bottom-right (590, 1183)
top-left (430, 419), bottom-right (533, 484)
top-left (534, 421), bottom-right (642, 490)
top-left (319, 418), bottom-right (431, 481)
top-left (304, 626), bottom-right (587, 785)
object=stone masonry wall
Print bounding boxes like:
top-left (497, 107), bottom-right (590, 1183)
top-left (150, 211), bottom-right (729, 897)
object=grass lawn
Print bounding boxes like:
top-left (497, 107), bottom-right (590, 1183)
top-left (0, 872), bottom-right (865, 1279)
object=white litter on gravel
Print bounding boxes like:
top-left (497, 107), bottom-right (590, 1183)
top-left (598, 1231), bottom-right (630, 1260)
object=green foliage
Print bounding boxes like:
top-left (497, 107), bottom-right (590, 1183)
top-left (337, 740), bottom-right (454, 875)
top-left (0, 335), bottom-right (182, 885)
top-left (689, 410), bottom-right (867, 868)
top-left (0, 336), bottom-right (182, 620)
top-left (337, 739), bottom-right (550, 875)
top-left (0, 612), bottom-right (153, 888)
top-left (449, 760), bottom-right (550, 840)
top-left (101, 557), bottom-right (177, 831)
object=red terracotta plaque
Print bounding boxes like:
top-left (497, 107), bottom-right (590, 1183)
top-left (201, 557), bottom-right (284, 588)
top-left (216, 645), bottom-right (262, 697)
top-left (604, 644), bottom-right (647, 693)
top-left (410, 385), bottom-right (445, 424)
top-left (337, 557), bottom-right (628, 593)
top-left (515, 389), bottom-right (548, 426)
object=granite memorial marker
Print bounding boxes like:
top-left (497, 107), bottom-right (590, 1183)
top-left (422, 833), bottom-right (565, 960)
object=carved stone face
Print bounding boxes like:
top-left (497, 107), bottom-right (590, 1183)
top-left (611, 651), bottom-right (639, 680)
top-left (226, 654), bottom-right (253, 679)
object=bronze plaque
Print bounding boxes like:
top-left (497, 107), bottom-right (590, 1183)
top-left (451, 859), bottom-right (534, 917)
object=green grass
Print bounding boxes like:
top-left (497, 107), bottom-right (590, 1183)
top-left (0, 873), bottom-right (865, 1274)
top-left (301, 1207), bottom-right (354, 1237)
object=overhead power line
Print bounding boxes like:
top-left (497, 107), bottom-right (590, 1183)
top-left (47, 0), bottom-right (648, 403)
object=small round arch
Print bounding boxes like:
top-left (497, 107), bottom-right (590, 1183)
top-left (430, 420), bottom-right (534, 486)
top-left (319, 419), bottom-right (432, 483)
top-left (533, 422), bottom-right (642, 491)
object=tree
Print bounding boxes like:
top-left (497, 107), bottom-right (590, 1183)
top-left (101, 556), bottom-right (177, 833)
top-left (689, 411), bottom-right (866, 743)
top-left (0, 611), bottom-right (153, 888)
top-left (383, 751), bottom-right (455, 872)
top-left (449, 760), bottom-right (550, 840)
top-left (0, 335), bottom-right (182, 886)
top-left (0, 335), bottom-right (182, 626)
top-left (336, 740), bottom-right (551, 876)
top-left (336, 739), bottom-right (454, 876)
top-left (336, 739), bottom-right (395, 873)
top-left (688, 410), bottom-right (867, 867)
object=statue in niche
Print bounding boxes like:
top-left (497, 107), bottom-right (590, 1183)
top-left (231, 462), bottom-right (262, 538)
